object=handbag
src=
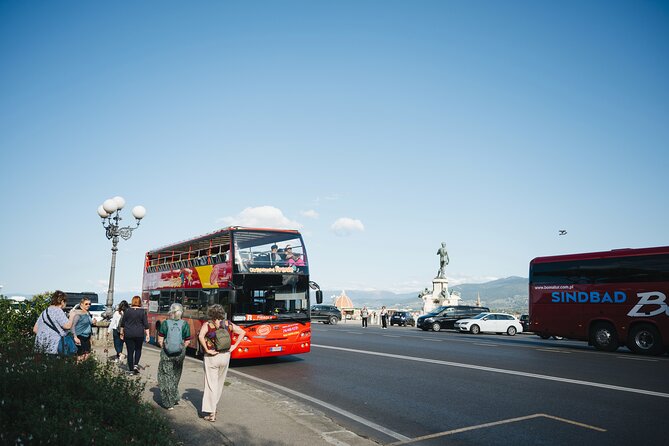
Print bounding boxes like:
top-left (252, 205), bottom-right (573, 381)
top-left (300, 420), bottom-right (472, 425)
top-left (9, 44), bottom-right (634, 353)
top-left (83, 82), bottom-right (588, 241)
top-left (42, 310), bottom-right (77, 357)
top-left (58, 334), bottom-right (78, 356)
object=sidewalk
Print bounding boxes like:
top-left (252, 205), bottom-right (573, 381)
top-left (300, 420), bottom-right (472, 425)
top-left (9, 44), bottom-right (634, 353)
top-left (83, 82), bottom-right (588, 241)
top-left (92, 341), bottom-right (380, 446)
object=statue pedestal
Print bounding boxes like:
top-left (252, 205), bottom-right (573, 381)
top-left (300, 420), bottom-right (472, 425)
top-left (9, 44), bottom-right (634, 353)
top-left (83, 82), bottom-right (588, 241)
top-left (420, 277), bottom-right (461, 314)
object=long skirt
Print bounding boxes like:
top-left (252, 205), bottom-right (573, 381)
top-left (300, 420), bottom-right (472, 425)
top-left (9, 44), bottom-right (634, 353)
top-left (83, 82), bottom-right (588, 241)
top-left (158, 348), bottom-right (186, 409)
top-left (201, 351), bottom-right (231, 414)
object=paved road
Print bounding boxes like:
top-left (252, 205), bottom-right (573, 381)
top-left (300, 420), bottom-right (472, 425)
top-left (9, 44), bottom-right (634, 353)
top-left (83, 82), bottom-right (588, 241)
top-left (229, 323), bottom-right (669, 445)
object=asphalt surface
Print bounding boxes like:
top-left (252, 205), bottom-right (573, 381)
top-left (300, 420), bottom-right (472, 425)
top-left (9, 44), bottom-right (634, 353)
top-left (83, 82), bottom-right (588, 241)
top-left (91, 338), bottom-right (380, 446)
top-left (229, 323), bottom-right (669, 445)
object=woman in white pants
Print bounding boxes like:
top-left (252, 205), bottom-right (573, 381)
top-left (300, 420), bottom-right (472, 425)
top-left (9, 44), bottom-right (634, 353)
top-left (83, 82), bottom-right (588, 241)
top-left (198, 304), bottom-right (244, 422)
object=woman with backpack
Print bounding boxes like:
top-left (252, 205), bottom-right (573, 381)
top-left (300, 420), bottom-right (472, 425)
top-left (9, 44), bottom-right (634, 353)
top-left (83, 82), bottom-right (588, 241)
top-left (157, 303), bottom-right (191, 410)
top-left (198, 304), bottom-right (245, 422)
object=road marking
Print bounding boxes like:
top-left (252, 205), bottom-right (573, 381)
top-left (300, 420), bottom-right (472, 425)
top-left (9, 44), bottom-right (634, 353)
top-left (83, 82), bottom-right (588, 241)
top-left (382, 335), bottom-right (402, 338)
top-left (536, 348), bottom-right (571, 354)
top-left (616, 355), bottom-right (658, 362)
top-left (386, 413), bottom-right (606, 445)
top-left (421, 338), bottom-right (443, 342)
top-left (473, 343), bottom-right (499, 347)
top-left (229, 369), bottom-right (411, 442)
top-left (312, 344), bottom-right (669, 399)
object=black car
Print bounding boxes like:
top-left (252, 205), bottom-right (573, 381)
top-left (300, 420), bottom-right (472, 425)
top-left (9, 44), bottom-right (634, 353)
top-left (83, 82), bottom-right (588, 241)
top-left (519, 314), bottom-right (531, 332)
top-left (310, 305), bottom-right (342, 325)
top-left (416, 305), bottom-right (490, 331)
top-left (390, 311), bottom-right (415, 327)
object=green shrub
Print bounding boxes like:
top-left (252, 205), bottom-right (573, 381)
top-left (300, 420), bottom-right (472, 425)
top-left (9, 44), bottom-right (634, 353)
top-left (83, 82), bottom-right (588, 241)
top-left (0, 294), bottom-right (176, 445)
top-left (0, 292), bottom-right (49, 344)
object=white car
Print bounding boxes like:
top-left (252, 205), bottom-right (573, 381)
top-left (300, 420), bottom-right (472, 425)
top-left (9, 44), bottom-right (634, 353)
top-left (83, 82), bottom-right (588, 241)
top-left (454, 312), bottom-right (523, 336)
top-left (71, 303), bottom-right (108, 323)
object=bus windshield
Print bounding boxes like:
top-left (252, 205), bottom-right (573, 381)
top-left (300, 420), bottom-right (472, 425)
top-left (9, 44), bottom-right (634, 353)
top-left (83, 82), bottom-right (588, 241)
top-left (231, 284), bottom-right (309, 324)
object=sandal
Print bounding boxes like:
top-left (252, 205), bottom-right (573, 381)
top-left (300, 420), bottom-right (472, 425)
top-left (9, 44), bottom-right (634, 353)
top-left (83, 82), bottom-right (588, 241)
top-left (203, 413), bottom-right (216, 422)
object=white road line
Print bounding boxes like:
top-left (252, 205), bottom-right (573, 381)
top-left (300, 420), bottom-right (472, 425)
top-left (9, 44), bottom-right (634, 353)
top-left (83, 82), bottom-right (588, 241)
top-left (386, 413), bottom-right (606, 445)
top-left (536, 348), bottom-right (571, 354)
top-left (229, 369), bottom-right (411, 442)
top-left (382, 335), bottom-right (402, 338)
top-left (616, 356), bottom-right (658, 362)
top-left (312, 344), bottom-right (669, 399)
top-left (421, 338), bottom-right (443, 342)
top-left (473, 343), bottom-right (499, 347)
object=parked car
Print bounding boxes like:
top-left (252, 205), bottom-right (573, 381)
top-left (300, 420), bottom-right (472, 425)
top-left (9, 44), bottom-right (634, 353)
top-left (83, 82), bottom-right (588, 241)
top-left (390, 311), bottom-right (415, 327)
top-left (417, 305), bottom-right (490, 331)
top-left (519, 314), bottom-right (530, 332)
top-left (454, 312), bottom-right (523, 336)
top-left (71, 303), bottom-right (107, 323)
top-left (310, 305), bottom-right (342, 325)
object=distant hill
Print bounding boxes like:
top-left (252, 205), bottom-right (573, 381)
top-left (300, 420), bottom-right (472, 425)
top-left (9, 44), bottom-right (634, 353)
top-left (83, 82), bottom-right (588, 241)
top-left (323, 276), bottom-right (529, 313)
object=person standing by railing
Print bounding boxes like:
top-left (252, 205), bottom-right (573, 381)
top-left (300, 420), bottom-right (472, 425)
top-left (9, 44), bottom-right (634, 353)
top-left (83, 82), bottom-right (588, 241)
top-left (361, 306), bottom-right (369, 328)
top-left (380, 306), bottom-right (388, 329)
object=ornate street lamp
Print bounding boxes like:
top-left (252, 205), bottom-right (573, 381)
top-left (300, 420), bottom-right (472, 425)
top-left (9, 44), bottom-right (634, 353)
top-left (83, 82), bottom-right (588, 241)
top-left (97, 196), bottom-right (146, 318)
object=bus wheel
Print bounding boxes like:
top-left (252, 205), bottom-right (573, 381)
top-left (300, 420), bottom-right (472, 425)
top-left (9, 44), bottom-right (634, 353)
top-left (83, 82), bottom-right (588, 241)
top-left (629, 324), bottom-right (664, 356)
top-left (470, 324), bottom-right (480, 335)
top-left (507, 326), bottom-right (517, 336)
top-left (590, 323), bottom-right (619, 352)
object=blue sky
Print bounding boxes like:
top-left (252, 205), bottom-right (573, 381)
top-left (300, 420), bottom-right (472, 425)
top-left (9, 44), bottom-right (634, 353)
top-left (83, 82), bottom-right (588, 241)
top-left (1, 1), bottom-right (668, 298)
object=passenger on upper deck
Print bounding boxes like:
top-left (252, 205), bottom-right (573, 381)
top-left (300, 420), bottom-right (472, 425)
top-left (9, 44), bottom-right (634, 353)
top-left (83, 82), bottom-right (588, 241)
top-left (268, 244), bottom-right (282, 266)
top-left (284, 245), bottom-right (305, 267)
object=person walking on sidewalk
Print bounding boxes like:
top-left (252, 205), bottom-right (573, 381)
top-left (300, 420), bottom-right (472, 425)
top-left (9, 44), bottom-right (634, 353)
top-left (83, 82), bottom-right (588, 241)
top-left (198, 304), bottom-right (245, 422)
top-left (107, 300), bottom-right (129, 362)
top-left (380, 306), bottom-right (388, 329)
top-left (361, 306), bottom-right (369, 328)
top-left (157, 303), bottom-right (191, 410)
top-left (120, 295), bottom-right (149, 375)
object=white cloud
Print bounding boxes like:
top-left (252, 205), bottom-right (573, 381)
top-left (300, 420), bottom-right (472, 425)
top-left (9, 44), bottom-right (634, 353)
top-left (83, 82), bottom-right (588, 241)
top-left (219, 206), bottom-right (302, 229)
top-left (301, 209), bottom-right (319, 219)
top-left (330, 217), bottom-right (364, 236)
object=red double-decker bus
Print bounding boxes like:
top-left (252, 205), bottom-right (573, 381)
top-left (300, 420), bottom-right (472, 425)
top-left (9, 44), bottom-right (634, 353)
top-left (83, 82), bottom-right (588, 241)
top-left (529, 246), bottom-right (669, 356)
top-left (142, 227), bottom-right (322, 359)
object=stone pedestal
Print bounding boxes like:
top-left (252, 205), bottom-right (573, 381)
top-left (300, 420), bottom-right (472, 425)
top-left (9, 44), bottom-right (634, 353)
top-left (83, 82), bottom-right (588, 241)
top-left (420, 277), bottom-right (461, 314)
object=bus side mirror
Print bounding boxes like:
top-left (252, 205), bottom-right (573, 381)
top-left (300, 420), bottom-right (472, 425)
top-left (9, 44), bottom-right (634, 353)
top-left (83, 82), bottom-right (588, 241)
top-left (316, 290), bottom-right (323, 304)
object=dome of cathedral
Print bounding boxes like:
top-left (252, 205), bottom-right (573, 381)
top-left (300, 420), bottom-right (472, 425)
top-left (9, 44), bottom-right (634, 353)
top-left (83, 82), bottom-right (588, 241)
top-left (334, 290), bottom-right (353, 309)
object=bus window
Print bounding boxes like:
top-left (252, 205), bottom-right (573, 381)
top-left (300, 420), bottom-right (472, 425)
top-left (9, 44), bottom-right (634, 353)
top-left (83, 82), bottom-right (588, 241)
top-left (183, 290), bottom-right (199, 310)
top-left (159, 291), bottom-right (172, 313)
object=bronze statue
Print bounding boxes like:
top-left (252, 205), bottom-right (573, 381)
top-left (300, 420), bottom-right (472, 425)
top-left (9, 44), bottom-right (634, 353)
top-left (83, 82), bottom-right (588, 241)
top-left (436, 242), bottom-right (449, 278)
